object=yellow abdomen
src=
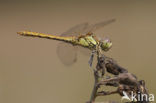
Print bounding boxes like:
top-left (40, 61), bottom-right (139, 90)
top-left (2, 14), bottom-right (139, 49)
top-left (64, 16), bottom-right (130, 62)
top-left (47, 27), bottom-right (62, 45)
top-left (17, 31), bottom-right (76, 43)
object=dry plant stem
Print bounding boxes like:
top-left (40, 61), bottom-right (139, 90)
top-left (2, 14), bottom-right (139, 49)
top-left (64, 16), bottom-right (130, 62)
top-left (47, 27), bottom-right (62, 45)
top-left (87, 55), bottom-right (149, 103)
top-left (88, 55), bottom-right (106, 103)
top-left (88, 70), bottom-right (118, 103)
top-left (89, 70), bottom-right (99, 103)
top-left (97, 90), bottom-right (118, 96)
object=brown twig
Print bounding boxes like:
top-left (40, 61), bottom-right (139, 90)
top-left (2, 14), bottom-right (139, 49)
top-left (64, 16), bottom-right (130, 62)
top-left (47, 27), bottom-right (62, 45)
top-left (87, 55), bottom-right (149, 103)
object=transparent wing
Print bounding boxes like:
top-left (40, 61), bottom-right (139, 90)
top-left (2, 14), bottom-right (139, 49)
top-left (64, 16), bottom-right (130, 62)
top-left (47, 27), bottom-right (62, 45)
top-left (57, 19), bottom-right (116, 65)
top-left (61, 22), bottom-right (89, 36)
top-left (61, 18), bottom-right (116, 36)
top-left (85, 19), bottom-right (116, 33)
top-left (57, 42), bottom-right (77, 66)
top-left (57, 23), bottom-right (89, 65)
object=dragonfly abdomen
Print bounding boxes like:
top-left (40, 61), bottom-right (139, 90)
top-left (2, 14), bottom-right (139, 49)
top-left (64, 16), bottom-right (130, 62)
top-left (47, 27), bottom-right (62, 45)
top-left (17, 31), bottom-right (76, 43)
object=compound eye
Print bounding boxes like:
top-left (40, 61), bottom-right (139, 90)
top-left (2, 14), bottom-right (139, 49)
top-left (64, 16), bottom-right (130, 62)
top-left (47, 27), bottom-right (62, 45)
top-left (101, 38), bottom-right (112, 51)
top-left (104, 38), bottom-right (111, 43)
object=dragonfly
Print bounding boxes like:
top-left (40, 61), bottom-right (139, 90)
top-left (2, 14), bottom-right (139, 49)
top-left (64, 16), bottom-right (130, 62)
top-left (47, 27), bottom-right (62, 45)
top-left (17, 19), bottom-right (115, 66)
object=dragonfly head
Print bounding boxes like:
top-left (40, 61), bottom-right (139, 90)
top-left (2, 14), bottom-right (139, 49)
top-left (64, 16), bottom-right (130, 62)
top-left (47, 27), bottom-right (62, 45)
top-left (100, 38), bottom-right (112, 51)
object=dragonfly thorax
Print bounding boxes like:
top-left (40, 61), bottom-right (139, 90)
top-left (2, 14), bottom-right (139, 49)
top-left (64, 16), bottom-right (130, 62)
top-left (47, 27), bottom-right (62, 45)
top-left (75, 35), bottom-right (97, 50)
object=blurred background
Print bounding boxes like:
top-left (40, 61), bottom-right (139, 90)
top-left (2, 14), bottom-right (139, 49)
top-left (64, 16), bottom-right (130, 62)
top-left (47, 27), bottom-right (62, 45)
top-left (0, 0), bottom-right (156, 103)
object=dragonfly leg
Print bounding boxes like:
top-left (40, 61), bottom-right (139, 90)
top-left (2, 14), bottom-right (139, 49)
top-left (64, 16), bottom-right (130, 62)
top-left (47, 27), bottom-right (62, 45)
top-left (88, 50), bottom-right (96, 67)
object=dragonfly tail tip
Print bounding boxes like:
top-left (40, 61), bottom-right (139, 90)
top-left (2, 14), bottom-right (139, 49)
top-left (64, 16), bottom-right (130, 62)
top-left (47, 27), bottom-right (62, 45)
top-left (17, 31), bottom-right (24, 35)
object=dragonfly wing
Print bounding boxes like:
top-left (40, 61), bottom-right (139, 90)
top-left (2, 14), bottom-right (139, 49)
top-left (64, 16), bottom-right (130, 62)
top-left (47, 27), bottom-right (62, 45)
top-left (61, 22), bottom-right (89, 36)
top-left (84, 19), bottom-right (116, 33)
top-left (62, 19), bottom-right (116, 36)
top-left (57, 42), bottom-right (78, 66)
top-left (57, 23), bottom-right (90, 65)
top-left (56, 19), bottom-right (116, 65)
